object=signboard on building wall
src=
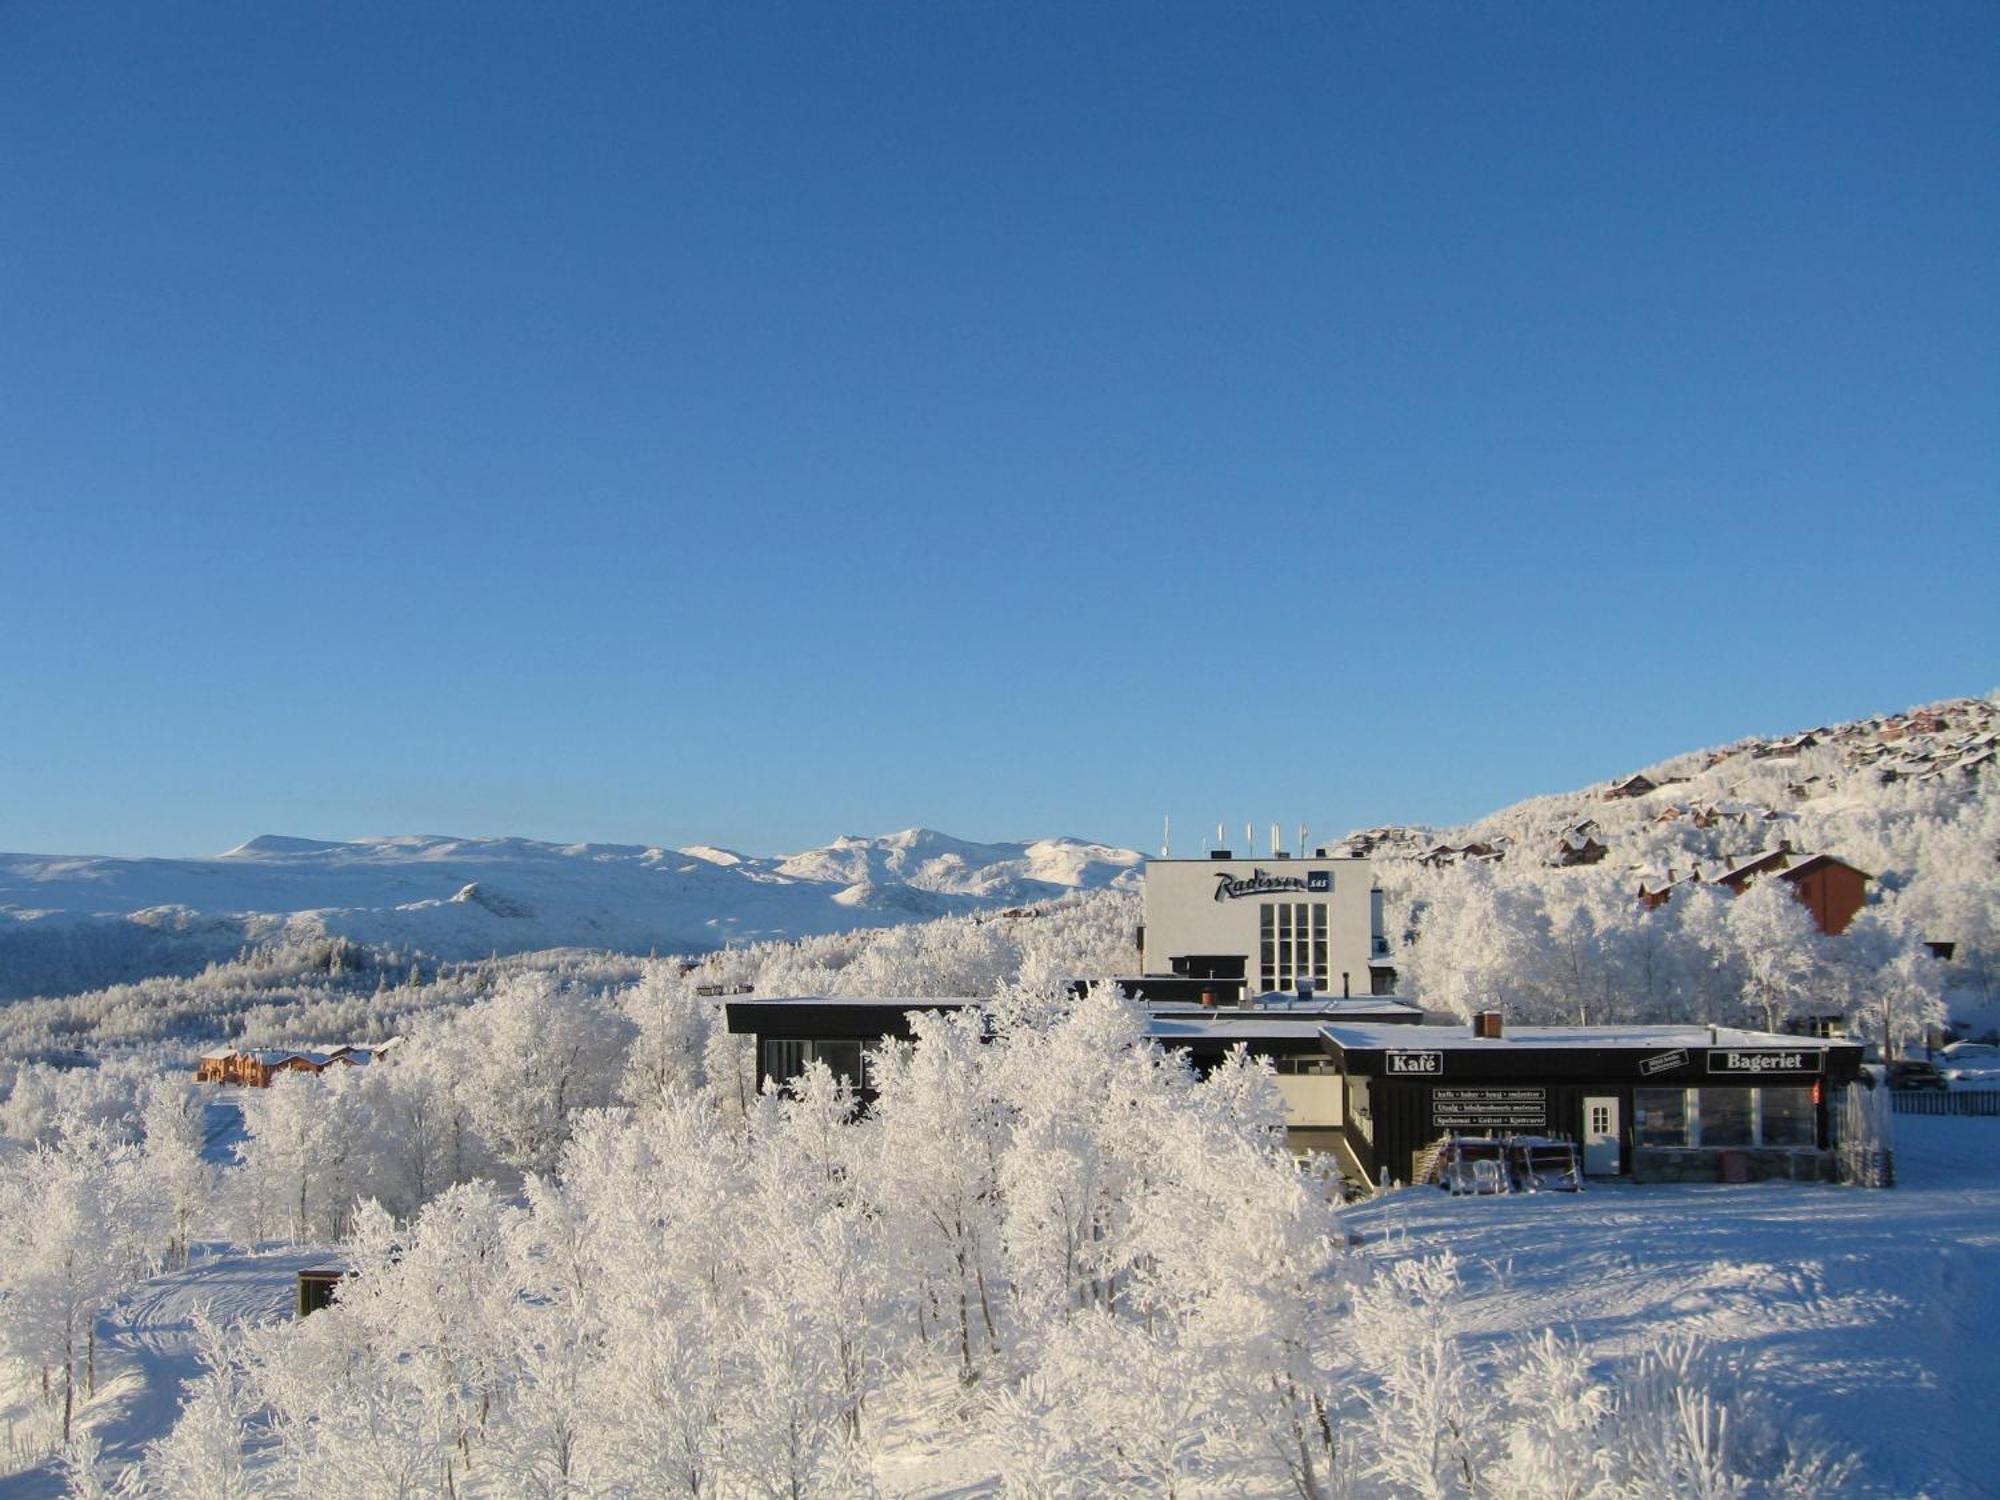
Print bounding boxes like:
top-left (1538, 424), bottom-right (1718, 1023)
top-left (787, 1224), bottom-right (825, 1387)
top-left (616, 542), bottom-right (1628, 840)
top-left (1385, 1050), bottom-right (1443, 1076)
top-left (1431, 1087), bottom-right (1548, 1130)
top-left (1707, 1049), bottom-right (1822, 1075)
top-left (1211, 868), bottom-right (1333, 902)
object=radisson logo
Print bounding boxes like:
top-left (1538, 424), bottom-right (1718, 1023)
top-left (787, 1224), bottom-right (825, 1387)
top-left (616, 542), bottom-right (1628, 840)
top-left (1213, 868), bottom-right (1324, 902)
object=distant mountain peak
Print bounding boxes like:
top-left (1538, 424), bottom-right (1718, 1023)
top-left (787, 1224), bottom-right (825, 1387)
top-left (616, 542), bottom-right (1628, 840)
top-left (220, 835), bottom-right (348, 858)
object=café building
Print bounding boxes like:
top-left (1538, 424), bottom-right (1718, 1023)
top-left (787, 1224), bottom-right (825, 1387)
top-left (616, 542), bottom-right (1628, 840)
top-left (1323, 1014), bottom-right (1864, 1185)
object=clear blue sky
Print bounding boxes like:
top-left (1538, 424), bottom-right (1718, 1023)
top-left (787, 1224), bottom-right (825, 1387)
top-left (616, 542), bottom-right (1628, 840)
top-left (2, 2), bottom-right (1995, 859)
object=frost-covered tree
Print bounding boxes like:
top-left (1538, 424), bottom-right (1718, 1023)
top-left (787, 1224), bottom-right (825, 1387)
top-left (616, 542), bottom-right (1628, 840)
top-left (866, 1006), bottom-right (1007, 1380)
top-left (620, 963), bottom-right (715, 1109)
top-left (0, 1125), bottom-right (161, 1442)
top-left (140, 1077), bottom-right (216, 1268)
top-left (231, 1072), bottom-right (365, 1243)
top-left (456, 974), bottom-right (635, 1176)
top-left (1724, 878), bottom-right (1830, 1033)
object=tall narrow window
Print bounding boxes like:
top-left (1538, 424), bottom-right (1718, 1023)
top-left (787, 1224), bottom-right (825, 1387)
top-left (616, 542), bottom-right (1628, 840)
top-left (1260, 901), bottom-right (1331, 992)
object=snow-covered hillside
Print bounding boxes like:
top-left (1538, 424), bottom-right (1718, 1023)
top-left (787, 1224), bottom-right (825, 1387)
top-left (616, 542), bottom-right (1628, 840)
top-left (1348, 695), bottom-right (2000, 1035)
top-left (0, 829), bottom-right (1142, 1000)
top-left (1348, 694), bottom-right (1997, 889)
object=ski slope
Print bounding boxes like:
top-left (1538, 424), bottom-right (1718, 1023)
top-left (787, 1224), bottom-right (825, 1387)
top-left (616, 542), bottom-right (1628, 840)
top-left (1342, 1115), bottom-right (2000, 1499)
top-left (0, 1246), bottom-right (333, 1499)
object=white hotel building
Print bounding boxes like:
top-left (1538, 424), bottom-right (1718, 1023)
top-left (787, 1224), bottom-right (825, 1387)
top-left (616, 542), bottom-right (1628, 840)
top-left (1136, 851), bottom-right (1397, 1003)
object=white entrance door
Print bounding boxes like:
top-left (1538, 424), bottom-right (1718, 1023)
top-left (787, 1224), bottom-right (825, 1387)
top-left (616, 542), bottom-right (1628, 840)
top-left (1583, 1096), bottom-right (1622, 1175)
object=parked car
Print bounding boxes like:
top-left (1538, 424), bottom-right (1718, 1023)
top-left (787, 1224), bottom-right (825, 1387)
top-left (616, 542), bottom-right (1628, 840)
top-left (1939, 1041), bottom-right (2000, 1086)
top-left (1886, 1060), bottom-right (1949, 1092)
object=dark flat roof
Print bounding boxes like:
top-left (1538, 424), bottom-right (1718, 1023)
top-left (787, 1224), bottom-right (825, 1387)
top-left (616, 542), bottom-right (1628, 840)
top-left (1323, 1022), bottom-right (1837, 1052)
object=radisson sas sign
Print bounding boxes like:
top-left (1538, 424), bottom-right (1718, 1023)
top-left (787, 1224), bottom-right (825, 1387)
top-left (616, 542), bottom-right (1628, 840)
top-left (1213, 868), bottom-right (1333, 902)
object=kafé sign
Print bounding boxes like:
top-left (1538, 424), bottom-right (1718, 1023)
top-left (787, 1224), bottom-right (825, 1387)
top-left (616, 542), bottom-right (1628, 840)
top-left (1385, 1050), bottom-right (1443, 1076)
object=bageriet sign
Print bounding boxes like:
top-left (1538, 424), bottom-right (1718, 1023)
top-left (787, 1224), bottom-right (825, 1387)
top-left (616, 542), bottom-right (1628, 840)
top-left (1707, 1049), bottom-right (1822, 1075)
top-left (1212, 868), bottom-right (1333, 902)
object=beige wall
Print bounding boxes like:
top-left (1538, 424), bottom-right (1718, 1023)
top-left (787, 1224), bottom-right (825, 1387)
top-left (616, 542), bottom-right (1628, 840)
top-left (1275, 1073), bottom-right (1344, 1127)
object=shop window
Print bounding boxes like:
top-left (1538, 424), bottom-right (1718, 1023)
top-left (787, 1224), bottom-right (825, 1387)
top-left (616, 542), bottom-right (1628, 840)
top-left (1695, 1088), bottom-right (1754, 1147)
top-left (1635, 1087), bottom-right (1688, 1147)
top-left (1638, 1087), bottom-right (1818, 1150)
top-left (1759, 1087), bottom-right (1815, 1147)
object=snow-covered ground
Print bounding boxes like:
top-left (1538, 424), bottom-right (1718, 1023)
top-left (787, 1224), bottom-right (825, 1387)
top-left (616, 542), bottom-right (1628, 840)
top-left (1343, 1115), bottom-right (2000, 1500)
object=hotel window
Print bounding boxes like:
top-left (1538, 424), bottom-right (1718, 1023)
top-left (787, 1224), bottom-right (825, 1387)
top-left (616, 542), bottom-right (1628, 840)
top-left (1259, 902), bottom-right (1330, 993)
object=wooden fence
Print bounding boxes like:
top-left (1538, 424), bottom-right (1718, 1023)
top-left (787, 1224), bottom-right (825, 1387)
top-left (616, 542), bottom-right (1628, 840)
top-left (1889, 1089), bottom-right (2000, 1117)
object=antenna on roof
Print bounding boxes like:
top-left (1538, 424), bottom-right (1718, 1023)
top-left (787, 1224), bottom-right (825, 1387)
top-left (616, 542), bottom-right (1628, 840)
top-left (1271, 821), bottom-right (1282, 857)
top-left (1245, 822), bottom-right (1255, 857)
top-left (1298, 822), bottom-right (1309, 858)
top-left (1161, 815), bottom-right (1170, 859)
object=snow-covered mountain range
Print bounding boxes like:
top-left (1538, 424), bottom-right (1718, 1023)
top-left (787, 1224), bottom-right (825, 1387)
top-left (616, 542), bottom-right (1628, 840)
top-left (0, 828), bottom-right (1144, 1000)
top-left (5, 694), bottom-right (1992, 1005)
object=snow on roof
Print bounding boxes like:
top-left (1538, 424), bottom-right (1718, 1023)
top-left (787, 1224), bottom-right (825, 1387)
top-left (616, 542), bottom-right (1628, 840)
top-left (1711, 849), bottom-right (1792, 885)
top-left (1147, 1018), bottom-right (1331, 1042)
top-left (1240, 993), bottom-right (1419, 1014)
top-left (1321, 1022), bottom-right (1846, 1052)
top-left (726, 995), bottom-right (982, 1009)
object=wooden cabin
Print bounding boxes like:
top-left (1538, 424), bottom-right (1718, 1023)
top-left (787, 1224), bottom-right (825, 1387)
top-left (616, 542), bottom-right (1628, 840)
top-left (1603, 773), bottom-right (1658, 800)
top-left (1552, 832), bottom-right (1609, 867)
top-left (1709, 848), bottom-right (1872, 936)
top-left (191, 1041), bottom-right (393, 1088)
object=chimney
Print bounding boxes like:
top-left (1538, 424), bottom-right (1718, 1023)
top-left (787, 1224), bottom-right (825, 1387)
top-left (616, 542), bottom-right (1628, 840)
top-left (1474, 1010), bottom-right (1504, 1040)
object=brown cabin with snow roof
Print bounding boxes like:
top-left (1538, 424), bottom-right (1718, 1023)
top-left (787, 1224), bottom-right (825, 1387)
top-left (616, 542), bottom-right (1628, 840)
top-left (1552, 832), bottom-right (1609, 867)
top-left (1710, 848), bottom-right (1871, 936)
top-left (192, 1042), bottom-right (392, 1088)
top-left (1603, 773), bottom-right (1658, 800)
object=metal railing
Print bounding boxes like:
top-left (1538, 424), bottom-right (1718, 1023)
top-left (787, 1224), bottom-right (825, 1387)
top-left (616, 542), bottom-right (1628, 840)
top-left (1888, 1089), bottom-right (2000, 1117)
